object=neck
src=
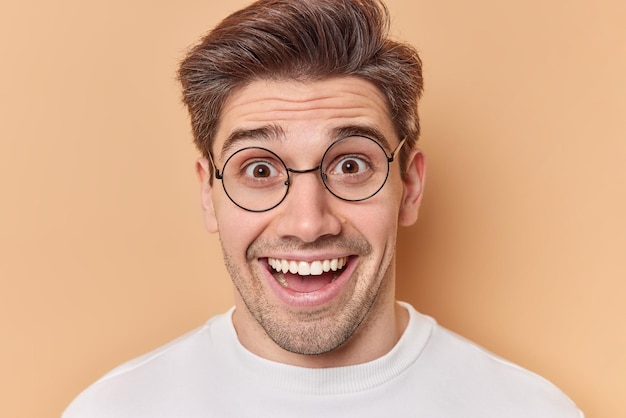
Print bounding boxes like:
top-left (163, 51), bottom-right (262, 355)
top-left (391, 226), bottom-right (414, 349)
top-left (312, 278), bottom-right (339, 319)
top-left (232, 297), bottom-right (409, 368)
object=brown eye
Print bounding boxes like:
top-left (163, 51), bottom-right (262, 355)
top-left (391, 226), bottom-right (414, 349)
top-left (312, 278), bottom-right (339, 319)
top-left (253, 164), bottom-right (270, 177)
top-left (341, 159), bottom-right (360, 174)
top-left (245, 162), bottom-right (276, 178)
top-left (331, 156), bottom-right (368, 175)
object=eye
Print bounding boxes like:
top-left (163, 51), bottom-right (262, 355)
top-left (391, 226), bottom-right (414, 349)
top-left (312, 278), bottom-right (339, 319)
top-left (330, 156), bottom-right (369, 175)
top-left (244, 161), bottom-right (279, 178)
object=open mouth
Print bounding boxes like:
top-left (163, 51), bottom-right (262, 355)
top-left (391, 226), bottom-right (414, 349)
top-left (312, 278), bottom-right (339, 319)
top-left (267, 257), bottom-right (348, 293)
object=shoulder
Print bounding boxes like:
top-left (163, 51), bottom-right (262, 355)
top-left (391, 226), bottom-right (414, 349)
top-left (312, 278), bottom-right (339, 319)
top-left (406, 307), bottom-right (582, 417)
top-left (63, 312), bottom-right (232, 418)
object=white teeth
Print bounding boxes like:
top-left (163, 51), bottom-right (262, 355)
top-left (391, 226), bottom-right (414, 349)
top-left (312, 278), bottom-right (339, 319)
top-left (330, 258), bottom-right (338, 271)
top-left (268, 257), bottom-right (348, 276)
top-left (298, 261), bottom-right (310, 275)
top-left (310, 261), bottom-right (323, 275)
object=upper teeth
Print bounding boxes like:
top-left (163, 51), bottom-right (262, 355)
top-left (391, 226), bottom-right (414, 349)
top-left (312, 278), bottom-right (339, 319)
top-left (268, 257), bottom-right (347, 276)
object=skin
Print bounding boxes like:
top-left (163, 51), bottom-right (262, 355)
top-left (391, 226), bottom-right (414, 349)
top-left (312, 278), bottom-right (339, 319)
top-left (196, 77), bottom-right (425, 368)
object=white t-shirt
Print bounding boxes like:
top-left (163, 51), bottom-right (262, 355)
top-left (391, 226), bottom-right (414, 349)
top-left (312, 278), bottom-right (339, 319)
top-left (63, 303), bottom-right (583, 417)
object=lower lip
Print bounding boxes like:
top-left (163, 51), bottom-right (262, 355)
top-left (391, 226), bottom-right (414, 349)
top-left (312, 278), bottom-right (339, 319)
top-left (262, 257), bottom-right (356, 308)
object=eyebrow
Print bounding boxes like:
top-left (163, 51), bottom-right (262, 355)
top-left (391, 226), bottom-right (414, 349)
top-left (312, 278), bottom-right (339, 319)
top-left (217, 123), bottom-right (393, 160)
top-left (330, 125), bottom-right (392, 151)
top-left (219, 124), bottom-right (286, 161)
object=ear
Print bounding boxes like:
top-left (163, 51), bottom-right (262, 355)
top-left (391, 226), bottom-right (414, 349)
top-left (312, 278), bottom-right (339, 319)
top-left (398, 149), bottom-right (426, 226)
top-left (196, 157), bottom-right (219, 233)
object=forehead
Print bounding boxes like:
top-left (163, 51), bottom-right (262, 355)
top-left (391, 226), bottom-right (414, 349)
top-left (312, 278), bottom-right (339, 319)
top-left (213, 77), bottom-right (396, 158)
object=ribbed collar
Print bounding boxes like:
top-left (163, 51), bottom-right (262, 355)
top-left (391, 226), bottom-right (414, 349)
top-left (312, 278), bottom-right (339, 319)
top-left (212, 302), bottom-right (434, 395)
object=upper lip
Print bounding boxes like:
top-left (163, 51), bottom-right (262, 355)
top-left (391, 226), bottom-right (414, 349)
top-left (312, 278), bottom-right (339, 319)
top-left (264, 255), bottom-right (350, 263)
top-left (261, 254), bottom-right (352, 263)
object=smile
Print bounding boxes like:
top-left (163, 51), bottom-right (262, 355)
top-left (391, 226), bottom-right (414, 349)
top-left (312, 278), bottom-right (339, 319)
top-left (267, 257), bottom-right (347, 276)
top-left (266, 256), bottom-right (349, 292)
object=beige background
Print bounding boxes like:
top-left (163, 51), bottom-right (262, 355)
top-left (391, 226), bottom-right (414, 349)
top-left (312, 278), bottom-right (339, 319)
top-left (1, 0), bottom-right (624, 417)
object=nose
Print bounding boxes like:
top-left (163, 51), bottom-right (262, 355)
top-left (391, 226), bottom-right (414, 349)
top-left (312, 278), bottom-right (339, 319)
top-left (274, 169), bottom-right (342, 243)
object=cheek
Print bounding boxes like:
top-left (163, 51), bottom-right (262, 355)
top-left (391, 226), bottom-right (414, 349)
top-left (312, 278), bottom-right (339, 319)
top-left (214, 205), bottom-right (271, 255)
top-left (362, 196), bottom-right (402, 250)
top-left (349, 202), bottom-right (399, 246)
top-left (366, 180), bottom-right (404, 226)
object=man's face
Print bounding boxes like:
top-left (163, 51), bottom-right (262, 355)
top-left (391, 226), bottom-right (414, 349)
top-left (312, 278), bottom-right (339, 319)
top-left (197, 77), bottom-right (424, 362)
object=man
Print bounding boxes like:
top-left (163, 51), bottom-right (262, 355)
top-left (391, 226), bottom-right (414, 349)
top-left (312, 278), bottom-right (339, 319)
top-left (64, 0), bottom-right (583, 416)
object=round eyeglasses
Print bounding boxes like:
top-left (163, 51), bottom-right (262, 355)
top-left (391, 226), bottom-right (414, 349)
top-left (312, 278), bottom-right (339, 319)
top-left (209, 135), bottom-right (407, 212)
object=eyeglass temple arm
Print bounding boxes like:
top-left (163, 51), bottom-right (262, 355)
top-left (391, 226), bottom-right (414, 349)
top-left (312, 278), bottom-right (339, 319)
top-left (388, 137), bottom-right (408, 162)
top-left (207, 152), bottom-right (224, 180)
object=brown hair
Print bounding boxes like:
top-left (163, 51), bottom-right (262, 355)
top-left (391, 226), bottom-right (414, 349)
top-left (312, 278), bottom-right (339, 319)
top-left (178, 0), bottom-right (423, 172)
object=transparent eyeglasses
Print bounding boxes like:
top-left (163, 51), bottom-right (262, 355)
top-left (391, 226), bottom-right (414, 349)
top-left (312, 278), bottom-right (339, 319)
top-left (209, 135), bottom-right (407, 212)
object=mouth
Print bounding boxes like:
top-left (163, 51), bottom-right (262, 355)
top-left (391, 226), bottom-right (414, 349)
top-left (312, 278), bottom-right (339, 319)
top-left (266, 256), bottom-right (348, 293)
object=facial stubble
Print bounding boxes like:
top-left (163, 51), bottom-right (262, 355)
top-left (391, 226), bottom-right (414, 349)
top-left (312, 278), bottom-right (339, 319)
top-left (221, 235), bottom-right (394, 356)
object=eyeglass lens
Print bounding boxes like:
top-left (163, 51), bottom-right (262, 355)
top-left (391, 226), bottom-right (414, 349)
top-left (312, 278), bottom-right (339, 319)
top-left (218, 135), bottom-right (397, 212)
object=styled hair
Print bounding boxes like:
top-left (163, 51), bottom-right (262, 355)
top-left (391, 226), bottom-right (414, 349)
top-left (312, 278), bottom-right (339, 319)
top-left (178, 0), bottom-right (423, 172)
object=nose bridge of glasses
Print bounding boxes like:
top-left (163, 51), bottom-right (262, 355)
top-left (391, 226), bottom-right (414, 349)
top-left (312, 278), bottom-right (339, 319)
top-left (287, 165), bottom-right (321, 175)
top-left (285, 164), bottom-right (324, 186)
